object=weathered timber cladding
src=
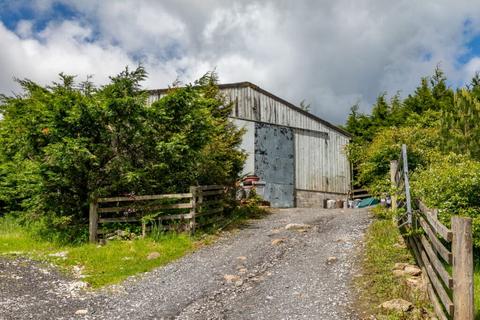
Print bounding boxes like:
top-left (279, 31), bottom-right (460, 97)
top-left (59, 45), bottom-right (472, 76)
top-left (254, 123), bottom-right (295, 207)
top-left (148, 82), bottom-right (351, 207)
top-left (148, 84), bottom-right (350, 137)
top-left (220, 85), bottom-right (349, 136)
top-left (231, 118), bottom-right (255, 175)
top-left (294, 129), bottom-right (349, 194)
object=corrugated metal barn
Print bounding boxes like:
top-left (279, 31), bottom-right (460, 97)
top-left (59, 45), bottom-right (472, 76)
top-left (148, 82), bottom-right (351, 208)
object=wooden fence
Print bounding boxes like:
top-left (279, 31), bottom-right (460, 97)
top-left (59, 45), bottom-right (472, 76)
top-left (349, 188), bottom-right (371, 200)
top-left (391, 145), bottom-right (474, 319)
top-left (89, 185), bottom-right (225, 243)
top-left (391, 144), bottom-right (413, 225)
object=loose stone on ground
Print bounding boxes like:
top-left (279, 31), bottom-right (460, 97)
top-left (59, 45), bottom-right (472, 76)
top-left (146, 252), bottom-right (161, 260)
top-left (379, 299), bottom-right (413, 312)
top-left (0, 208), bottom-right (371, 320)
top-left (285, 223), bottom-right (311, 231)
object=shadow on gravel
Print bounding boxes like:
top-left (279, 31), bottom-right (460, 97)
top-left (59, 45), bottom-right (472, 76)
top-left (197, 208), bottom-right (273, 236)
top-left (221, 209), bottom-right (273, 231)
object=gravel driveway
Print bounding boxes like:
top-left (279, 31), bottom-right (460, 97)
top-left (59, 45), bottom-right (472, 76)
top-left (1, 208), bottom-right (371, 320)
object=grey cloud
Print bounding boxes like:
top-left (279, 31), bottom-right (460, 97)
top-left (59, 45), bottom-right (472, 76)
top-left (2, 0), bottom-right (480, 124)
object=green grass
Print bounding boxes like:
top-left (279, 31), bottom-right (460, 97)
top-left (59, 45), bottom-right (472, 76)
top-left (0, 216), bottom-right (194, 288)
top-left (355, 208), bottom-right (431, 319)
top-left (474, 264), bottom-right (480, 319)
top-left (0, 216), bottom-right (61, 253)
top-left (0, 203), bottom-right (268, 288)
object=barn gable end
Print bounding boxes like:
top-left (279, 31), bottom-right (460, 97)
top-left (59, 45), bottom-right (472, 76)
top-left (148, 82), bottom-right (351, 208)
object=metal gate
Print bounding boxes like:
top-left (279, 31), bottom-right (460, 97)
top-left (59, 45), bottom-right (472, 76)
top-left (254, 123), bottom-right (295, 207)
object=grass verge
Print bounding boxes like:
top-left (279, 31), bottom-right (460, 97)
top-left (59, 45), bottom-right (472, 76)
top-left (0, 216), bottom-right (194, 288)
top-left (0, 202), bottom-right (269, 288)
top-left (355, 207), bottom-right (431, 319)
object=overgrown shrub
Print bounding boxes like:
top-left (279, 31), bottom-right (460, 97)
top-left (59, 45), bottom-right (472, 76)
top-left (411, 154), bottom-right (480, 249)
top-left (349, 126), bottom-right (441, 195)
top-left (344, 65), bottom-right (480, 261)
top-left (0, 67), bottom-right (245, 243)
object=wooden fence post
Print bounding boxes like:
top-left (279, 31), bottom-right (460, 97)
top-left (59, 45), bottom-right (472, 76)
top-left (390, 160), bottom-right (398, 211)
top-left (89, 199), bottom-right (98, 243)
top-left (452, 216), bottom-right (474, 320)
top-left (198, 188), bottom-right (203, 215)
top-left (141, 220), bottom-right (146, 239)
top-left (189, 186), bottom-right (198, 234)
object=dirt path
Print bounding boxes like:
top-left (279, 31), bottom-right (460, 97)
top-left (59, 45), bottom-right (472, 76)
top-left (0, 208), bottom-right (371, 320)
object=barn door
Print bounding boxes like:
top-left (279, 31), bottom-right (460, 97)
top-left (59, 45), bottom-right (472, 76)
top-left (254, 123), bottom-right (295, 207)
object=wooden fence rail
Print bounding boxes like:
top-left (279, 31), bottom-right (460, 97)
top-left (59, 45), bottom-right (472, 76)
top-left (390, 147), bottom-right (474, 320)
top-left (89, 185), bottom-right (225, 243)
top-left (349, 188), bottom-right (371, 200)
top-left (405, 200), bottom-right (472, 319)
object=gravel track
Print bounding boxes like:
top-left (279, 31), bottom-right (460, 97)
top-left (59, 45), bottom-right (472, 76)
top-left (0, 208), bottom-right (371, 320)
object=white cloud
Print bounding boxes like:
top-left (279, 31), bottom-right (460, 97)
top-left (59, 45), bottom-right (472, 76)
top-left (15, 20), bottom-right (34, 38)
top-left (0, 21), bottom-right (135, 94)
top-left (74, 1), bottom-right (187, 55)
top-left (2, 0), bottom-right (480, 123)
top-left (462, 57), bottom-right (480, 80)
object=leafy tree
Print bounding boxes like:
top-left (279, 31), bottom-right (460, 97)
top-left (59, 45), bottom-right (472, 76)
top-left (0, 67), bottom-right (245, 242)
top-left (370, 93), bottom-right (390, 125)
top-left (344, 103), bottom-right (371, 141)
top-left (343, 65), bottom-right (480, 251)
top-left (469, 72), bottom-right (480, 98)
top-left (344, 67), bottom-right (455, 190)
top-left (299, 99), bottom-right (311, 112)
top-left (411, 154), bottom-right (480, 249)
top-left (388, 93), bottom-right (406, 126)
top-left (440, 88), bottom-right (480, 159)
top-left (403, 77), bottom-right (435, 115)
top-left (353, 126), bottom-right (441, 194)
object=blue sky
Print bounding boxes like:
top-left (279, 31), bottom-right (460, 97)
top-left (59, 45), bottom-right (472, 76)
top-left (1, 2), bottom-right (77, 31)
top-left (457, 35), bottom-right (480, 65)
top-left (1, 0), bottom-right (480, 123)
